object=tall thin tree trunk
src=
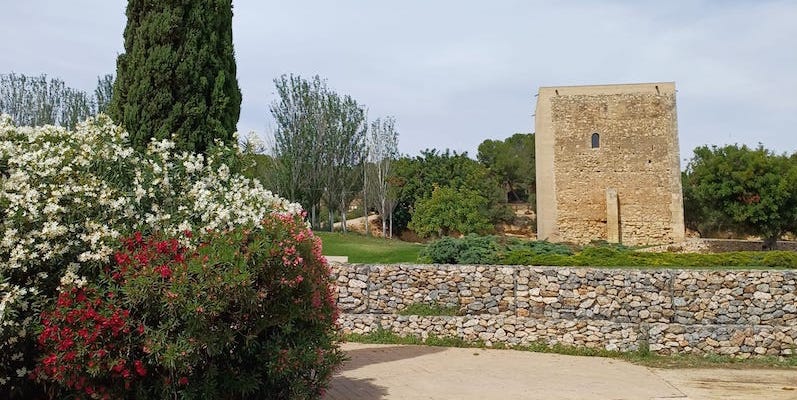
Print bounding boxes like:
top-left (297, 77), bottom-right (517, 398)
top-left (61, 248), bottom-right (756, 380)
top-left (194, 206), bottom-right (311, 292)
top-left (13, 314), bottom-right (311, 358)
top-left (363, 166), bottom-right (369, 236)
top-left (329, 208), bottom-right (334, 232)
top-left (389, 209), bottom-right (393, 239)
top-left (311, 205), bottom-right (317, 230)
top-left (381, 199), bottom-right (387, 238)
top-left (341, 209), bottom-right (348, 232)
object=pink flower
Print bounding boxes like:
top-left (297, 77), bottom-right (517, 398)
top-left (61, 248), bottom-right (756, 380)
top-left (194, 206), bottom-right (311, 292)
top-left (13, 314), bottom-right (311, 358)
top-left (155, 264), bottom-right (172, 279)
top-left (134, 360), bottom-right (147, 377)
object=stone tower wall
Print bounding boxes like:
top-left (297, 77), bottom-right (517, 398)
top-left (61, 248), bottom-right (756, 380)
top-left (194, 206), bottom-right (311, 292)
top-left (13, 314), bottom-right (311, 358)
top-left (535, 83), bottom-right (685, 246)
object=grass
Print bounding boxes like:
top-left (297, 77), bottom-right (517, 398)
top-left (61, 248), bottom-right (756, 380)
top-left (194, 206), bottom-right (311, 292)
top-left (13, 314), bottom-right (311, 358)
top-left (315, 231), bottom-right (424, 263)
top-left (345, 329), bottom-right (797, 370)
top-left (397, 303), bottom-right (460, 316)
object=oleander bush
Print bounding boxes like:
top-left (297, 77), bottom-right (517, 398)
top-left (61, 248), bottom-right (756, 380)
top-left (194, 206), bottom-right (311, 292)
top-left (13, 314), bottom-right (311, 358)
top-left (0, 115), bottom-right (342, 399)
top-left (34, 217), bottom-right (342, 399)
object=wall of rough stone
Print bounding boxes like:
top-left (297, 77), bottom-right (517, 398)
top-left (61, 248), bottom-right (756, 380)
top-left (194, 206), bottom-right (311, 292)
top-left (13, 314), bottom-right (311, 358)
top-left (333, 264), bottom-right (797, 357)
top-left (535, 83), bottom-right (685, 246)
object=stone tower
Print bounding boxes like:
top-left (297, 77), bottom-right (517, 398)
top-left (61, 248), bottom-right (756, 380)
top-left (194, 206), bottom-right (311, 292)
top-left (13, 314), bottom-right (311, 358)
top-left (535, 82), bottom-right (685, 246)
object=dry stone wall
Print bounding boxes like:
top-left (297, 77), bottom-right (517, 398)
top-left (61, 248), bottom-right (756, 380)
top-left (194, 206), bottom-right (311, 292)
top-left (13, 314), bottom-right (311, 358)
top-left (333, 264), bottom-right (797, 357)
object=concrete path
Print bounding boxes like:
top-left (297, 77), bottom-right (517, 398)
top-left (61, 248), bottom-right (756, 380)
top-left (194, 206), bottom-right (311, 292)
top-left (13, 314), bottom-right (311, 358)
top-left (326, 343), bottom-right (797, 400)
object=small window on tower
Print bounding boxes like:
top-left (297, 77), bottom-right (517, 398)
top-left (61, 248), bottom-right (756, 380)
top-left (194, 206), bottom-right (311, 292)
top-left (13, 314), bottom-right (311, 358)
top-left (591, 133), bottom-right (600, 149)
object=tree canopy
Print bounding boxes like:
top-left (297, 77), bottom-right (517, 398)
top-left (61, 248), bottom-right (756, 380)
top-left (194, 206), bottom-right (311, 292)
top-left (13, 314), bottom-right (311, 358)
top-left (408, 185), bottom-right (493, 238)
top-left (683, 144), bottom-right (797, 248)
top-left (477, 133), bottom-right (535, 204)
top-left (0, 73), bottom-right (111, 128)
top-left (391, 149), bottom-right (509, 236)
top-left (268, 74), bottom-right (367, 230)
top-left (110, 0), bottom-right (241, 153)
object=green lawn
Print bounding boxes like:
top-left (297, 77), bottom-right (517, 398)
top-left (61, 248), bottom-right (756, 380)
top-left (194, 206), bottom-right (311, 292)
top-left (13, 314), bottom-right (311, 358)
top-left (315, 232), bottom-right (423, 263)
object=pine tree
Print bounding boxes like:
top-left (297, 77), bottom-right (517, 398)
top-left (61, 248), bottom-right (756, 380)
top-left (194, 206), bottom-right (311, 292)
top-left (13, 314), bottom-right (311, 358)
top-left (110, 0), bottom-right (241, 153)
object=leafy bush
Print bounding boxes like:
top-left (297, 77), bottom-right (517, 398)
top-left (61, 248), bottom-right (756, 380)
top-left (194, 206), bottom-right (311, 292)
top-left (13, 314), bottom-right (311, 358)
top-left (422, 235), bottom-right (571, 265)
top-left (420, 236), bottom-right (463, 264)
top-left (408, 186), bottom-right (494, 239)
top-left (0, 115), bottom-right (302, 396)
top-left (503, 246), bottom-right (797, 269)
top-left (506, 240), bottom-right (574, 256)
top-left (422, 234), bottom-right (797, 269)
top-left (35, 216), bottom-right (343, 399)
top-left (421, 235), bottom-right (502, 264)
top-left (762, 251), bottom-right (797, 269)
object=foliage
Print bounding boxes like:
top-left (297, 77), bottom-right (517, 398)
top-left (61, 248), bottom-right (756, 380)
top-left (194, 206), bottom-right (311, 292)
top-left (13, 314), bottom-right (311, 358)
top-left (268, 74), bottom-right (367, 230)
top-left (392, 149), bottom-right (509, 235)
top-left (34, 264), bottom-right (152, 398)
top-left (683, 144), bottom-right (797, 247)
top-left (365, 116), bottom-right (399, 237)
top-left (0, 73), bottom-right (112, 128)
top-left (421, 235), bottom-right (571, 265)
top-left (421, 235), bottom-right (500, 264)
top-left (110, 0), bottom-right (241, 153)
top-left (36, 218), bottom-right (343, 399)
top-left (0, 115), bottom-right (300, 397)
top-left (502, 247), bottom-right (797, 269)
top-left (315, 232), bottom-right (423, 264)
top-left (477, 133), bottom-right (535, 204)
top-left (94, 74), bottom-right (115, 115)
top-left (420, 237), bottom-right (464, 264)
top-left (408, 186), bottom-right (494, 239)
top-left (420, 234), bottom-right (797, 269)
top-left (398, 303), bottom-right (459, 316)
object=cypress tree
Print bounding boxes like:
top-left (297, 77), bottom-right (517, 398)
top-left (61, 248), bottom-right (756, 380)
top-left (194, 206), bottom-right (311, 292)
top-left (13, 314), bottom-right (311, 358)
top-left (110, 0), bottom-right (241, 153)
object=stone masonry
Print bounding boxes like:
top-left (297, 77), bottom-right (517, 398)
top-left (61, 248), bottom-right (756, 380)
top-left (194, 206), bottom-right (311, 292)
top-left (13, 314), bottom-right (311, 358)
top-left (333, 264), bottom-right (797, 357)
top-left (535, 83), bottom-right (685, 246)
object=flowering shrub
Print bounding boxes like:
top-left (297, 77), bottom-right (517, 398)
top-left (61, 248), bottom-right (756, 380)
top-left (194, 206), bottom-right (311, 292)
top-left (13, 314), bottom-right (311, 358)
top-left (0, 114), bottom-right (302, 396)
top-left (35, 214), bottom-right (342, 399)
top-left (34, 285), bottom-right (148, 399)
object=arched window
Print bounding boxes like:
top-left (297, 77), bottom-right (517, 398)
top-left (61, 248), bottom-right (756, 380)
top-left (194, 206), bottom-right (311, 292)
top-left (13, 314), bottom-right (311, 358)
top-left (591, 133), bottom-right (600, 149)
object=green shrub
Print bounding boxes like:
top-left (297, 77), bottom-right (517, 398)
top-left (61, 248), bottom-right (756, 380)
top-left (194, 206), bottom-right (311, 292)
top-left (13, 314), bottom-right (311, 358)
top-left (421, 236), bottom-right (464, 264)
top-left (458, 235), bottom-right (502, 264)
top-left (408, 186), bottom-right (494, 238)
top-left (501, 246), bottom-right (797, 269)
top-left (501, 250), bottom-right (573, 266)
top-left (761, 251), bottom-right (797, 268)
top-left (421, 234), bottom-right (797, 269)
top-left (421, 234), bottom-right (504, 264)
top-left (506, 240), bottom-right (574, 256)
top-left (424, 235), bottom-right (579, 265)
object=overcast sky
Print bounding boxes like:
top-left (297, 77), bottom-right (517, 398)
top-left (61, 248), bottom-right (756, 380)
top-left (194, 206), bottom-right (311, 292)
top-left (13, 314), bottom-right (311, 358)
top-left (1, 0), bottom-right (795, 162)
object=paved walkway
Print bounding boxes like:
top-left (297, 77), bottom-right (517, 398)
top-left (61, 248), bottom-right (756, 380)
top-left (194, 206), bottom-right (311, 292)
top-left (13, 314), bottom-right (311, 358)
top-left (326, 343), bottom-right (797, 400)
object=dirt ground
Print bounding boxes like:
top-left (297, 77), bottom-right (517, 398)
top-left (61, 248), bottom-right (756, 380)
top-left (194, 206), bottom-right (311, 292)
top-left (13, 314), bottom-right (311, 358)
top-left (326, 343), bottom-right (797, 400)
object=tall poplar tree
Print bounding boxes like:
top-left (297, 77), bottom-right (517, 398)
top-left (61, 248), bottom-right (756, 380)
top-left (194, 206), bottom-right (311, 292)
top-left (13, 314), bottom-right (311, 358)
top-left (110, 0), bottom-right (241, 153)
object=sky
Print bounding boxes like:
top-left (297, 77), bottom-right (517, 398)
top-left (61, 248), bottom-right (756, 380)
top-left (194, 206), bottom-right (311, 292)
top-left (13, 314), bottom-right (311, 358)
top-left (1, 0), bottom-right (795, 163)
